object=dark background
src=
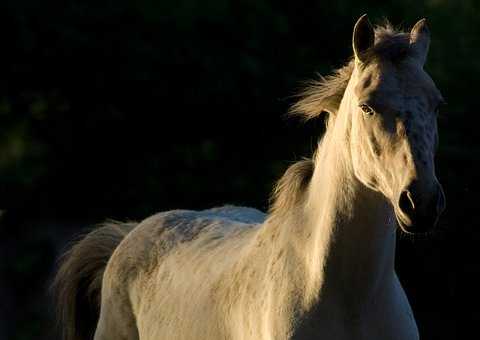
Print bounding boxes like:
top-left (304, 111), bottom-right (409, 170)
top-left (0, 0), bottom-right (477, 339)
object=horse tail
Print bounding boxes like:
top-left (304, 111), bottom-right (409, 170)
top-left (52, 221), bottom-right (136, 340)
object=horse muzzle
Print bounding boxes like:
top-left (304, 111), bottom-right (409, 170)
top-left (394, 181), bottom-right (446, 234)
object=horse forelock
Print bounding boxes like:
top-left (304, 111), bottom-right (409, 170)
top-left (290, 22), bottom-right (410, 122)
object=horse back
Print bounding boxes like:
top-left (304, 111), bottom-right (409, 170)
top-left (101, 205), bottom-right (266, 339)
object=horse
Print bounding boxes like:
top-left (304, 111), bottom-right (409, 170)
top-left (53, 15), bottom-right (446, 340)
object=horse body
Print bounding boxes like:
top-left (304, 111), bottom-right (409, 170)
top-left (95, 112), bottom-right (417, 340)
top-left (54, 15), bottom-right (445, 340)
top-left (96, 197), bottom-right (414, 340)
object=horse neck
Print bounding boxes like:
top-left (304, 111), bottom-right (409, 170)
top-left (298, 81), bottom-right (397, 310)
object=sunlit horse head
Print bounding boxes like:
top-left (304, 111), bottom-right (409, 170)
top-left (351, 15), bottom-right (446, 233)
top-left (294, 15), bottom-right (445, 234)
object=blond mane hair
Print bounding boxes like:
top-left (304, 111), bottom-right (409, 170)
top-left (271, 22), bottom-right (410, 219)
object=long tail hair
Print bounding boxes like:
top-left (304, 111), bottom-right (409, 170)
top-left (51, 221), bottom-right (136, 340)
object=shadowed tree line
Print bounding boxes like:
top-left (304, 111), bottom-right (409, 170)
top-left (0, 0), bottom-right (478, 339)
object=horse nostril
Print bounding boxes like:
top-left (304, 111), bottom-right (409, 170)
top-left (399, 190), bottom-right (415, 217)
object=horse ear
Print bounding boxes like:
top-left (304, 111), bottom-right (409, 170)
top-left (409, 18), bottom-right (430, 67)
top-left (352, 14), bottom-right (375, 63)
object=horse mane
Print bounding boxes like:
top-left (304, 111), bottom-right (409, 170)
top-left (289, 22), bottom-right (409, 121)
top-left (289, 60), bottom-right (355, 122)
top-left (270, 22), bottom-right (409, 217)
top-left (268, 158), bottom-right (314, 217)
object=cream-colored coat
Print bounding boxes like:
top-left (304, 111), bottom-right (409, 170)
top-left (53, 15), bottom-right (445, 340)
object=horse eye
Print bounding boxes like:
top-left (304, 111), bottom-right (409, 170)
top-left (359, 104), bottom-right (375, 116)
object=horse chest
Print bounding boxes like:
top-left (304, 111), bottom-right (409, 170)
top-left (290, 284), bottom-right (419, 340)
